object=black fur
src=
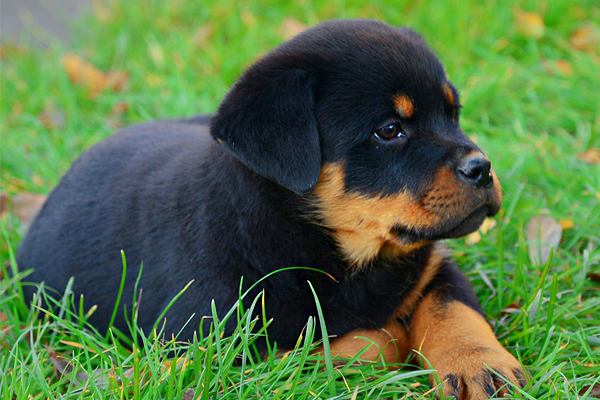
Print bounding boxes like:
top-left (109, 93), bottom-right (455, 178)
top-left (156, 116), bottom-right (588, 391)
top-left (18, 20), bottom-right (491, 353)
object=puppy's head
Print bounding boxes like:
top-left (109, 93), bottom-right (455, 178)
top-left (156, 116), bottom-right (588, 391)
top-left (211, 19), bottom-right (501, 266)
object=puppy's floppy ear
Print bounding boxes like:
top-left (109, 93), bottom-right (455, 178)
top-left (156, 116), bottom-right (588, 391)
top-left (211, 57), bottom-right (320, 194)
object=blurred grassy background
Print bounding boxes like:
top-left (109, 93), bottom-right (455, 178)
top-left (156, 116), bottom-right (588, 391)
top-left (1, 0), bottom-right (600, 398)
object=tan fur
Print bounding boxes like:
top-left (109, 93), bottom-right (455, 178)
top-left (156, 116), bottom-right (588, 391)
top-left (311, 163), bottom-right (433, 267)
top-left (311, 162), bottom-right (501, 267)
top-left (411, 294), bottom-right (524, 400)
top-left (443, 82), bottom-right (455, 107)
top-left (322, 246), bottom-right (448, 365)
top-left (393, 94), bottom-right (414, 118)
top-left (327, 322), bottom-right (411, 365)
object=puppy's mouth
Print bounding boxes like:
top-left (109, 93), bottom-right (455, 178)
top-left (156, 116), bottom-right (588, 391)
top-left (391, 204), bottom-right (494, 242)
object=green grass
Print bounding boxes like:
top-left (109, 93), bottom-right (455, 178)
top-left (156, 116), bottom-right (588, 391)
top-left (1, 0), bottom-right (600, 398)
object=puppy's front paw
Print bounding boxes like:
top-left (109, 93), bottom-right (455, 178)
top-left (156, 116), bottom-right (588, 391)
top-left (412, 298), bottom-right (528, 400)
top-left (430, 346), bottom-right (527, 400)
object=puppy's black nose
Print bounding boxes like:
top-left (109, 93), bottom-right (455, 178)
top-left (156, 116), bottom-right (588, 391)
top-left (457, 156), bottom-right (493, 188)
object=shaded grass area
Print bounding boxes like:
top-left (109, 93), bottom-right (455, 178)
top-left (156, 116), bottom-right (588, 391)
top-left (1, 0), bottom-right (600, 398)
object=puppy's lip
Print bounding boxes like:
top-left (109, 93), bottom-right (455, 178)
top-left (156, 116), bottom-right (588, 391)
top-left (437, 205), bottom-right (490, 239)
top-left (391, 203), bottom-right (497, 241)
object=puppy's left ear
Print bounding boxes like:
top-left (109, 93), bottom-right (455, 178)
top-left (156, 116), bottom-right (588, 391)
top-left (211, 58), bottom-right (320, 194)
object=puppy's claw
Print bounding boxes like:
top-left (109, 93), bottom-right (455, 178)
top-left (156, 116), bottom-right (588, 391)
top-left (433, 361), bottom-right (527, 400)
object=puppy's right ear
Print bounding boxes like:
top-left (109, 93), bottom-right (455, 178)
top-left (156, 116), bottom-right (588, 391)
top-left (210, 56), bottom-right (321, 195)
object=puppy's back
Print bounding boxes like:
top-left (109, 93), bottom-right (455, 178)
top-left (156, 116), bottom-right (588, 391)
top-left (18, 118), bottom-right (215, 330)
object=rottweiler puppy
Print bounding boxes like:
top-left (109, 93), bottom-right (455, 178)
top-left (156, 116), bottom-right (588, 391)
top-left (18, 19), bottom-right (526, 399)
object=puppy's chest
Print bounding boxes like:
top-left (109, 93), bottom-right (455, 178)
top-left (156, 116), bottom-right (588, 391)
top-left (318, 247), bottom-right (435, 329)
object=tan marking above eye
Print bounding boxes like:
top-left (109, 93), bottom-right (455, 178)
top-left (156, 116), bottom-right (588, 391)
top-left (393, 94), bottom-right (414, 119)
top-left (443, 82), bottom-right (455, 107)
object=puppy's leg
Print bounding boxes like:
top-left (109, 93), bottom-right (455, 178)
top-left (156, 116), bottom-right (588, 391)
top-left (327, 320), bottom-right (411, 366)
top-left (410, 263), bottom-right (527, 400)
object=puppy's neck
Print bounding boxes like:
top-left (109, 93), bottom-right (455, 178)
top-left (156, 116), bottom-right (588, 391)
top-left (309, 163), bottom-right (430, 268)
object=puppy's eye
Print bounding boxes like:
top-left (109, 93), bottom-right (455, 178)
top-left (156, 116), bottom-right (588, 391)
top-left (374, 122), bottom-right (403, 140)
top-left (449, 105), bottom-right (462, 122)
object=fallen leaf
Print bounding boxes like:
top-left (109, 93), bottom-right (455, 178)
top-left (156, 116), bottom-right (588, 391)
top-left (570, 24), bottom-right (600, 52)
top-left (555, 59), bottom-right (574, 76)
top-left (587, 272), bottom-right (600, 285)
top-left (465, 217), bottom-right (497, 245)
top-left (60, 340), bottom-right (98, 353)
top-left (0, 311), bottom-right (31, 347)
top-left (279, 17), bottom-right (308, 40)
top-left (560, 219), bottom-right (575, 230)
top-left (11, 193), bottom-right (47, 228)
top-left (45, 345), bottom-right (143, 389)
top-left (479, 217), bottom-right (497, 234)
top-left (0, 42), bottom-right (27, 60)
top-left (501, 300), bottom-right (522, 316)
top-left (577, 148), bottom-right (600, 165)
top-left (579, 382), bottom-right (600, 398)
top-left (192, 24), bottom-right (214, 48)
top-left (107, 101), bottom-right (130, 129)
top-left (46, 346), bottom-right (90, 386)
top-left (38, 103), bottom-right (65, 130)
top-left (112, 102), bottom-right (129, 115)
top-left (526, 215), bottom-right (563, 265)
top-left (0, 191), bottom-right (7, 216)
top-left (515, 9), bottom-right (545, 39)
top-left (465, 230), bottom-right (481, 245)
top-left (182, 388), bottom-right (195, 400)
top-left (61, 53), bottom-right (128, 95)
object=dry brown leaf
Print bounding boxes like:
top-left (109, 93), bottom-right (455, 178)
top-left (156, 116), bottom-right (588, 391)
top-left (515, 9), bottom-right (545, 39)
top-left (479, 217), bottom-right (497, 234)
top-left (556, 59), bottom-right (574, 76)
top-left (45, 345), bottom-right (143, 389)
top-left (465, 217), bottom-right (497, 245)
top-left (46, 346), bottom-right (90, 386)
top-left (0, 306), bottom-right (33, 346)
top-left (38, 104), bottom-right (65, 130)
top-left (588, 272), bottom-right (600, 285)
top-left (61, 53), bottom-right (128, 95)
top-left (0, 191), bottom-right (7, 217)
top-left (526, 215), bottom-right (563, 265)
top-left (12, 193), bottom-right (47, 228)
top-left (465, 231), bottom-right (481, 245)
top-left (107, 101), bottom-right (130, 129)
top-left (501, 299), bottom-right (522, 316)
top-left (193, 24), bottom-right (214, 48)
top-left (280, 17), bottom-right (308, 40)
top-left (570, 24), bottom-right (600, 52)
top-left (182, 388), bottom-right (195, 400)
top-left (577, 148), bottom-right (600, 165)
top-left (560, 219), bottom-right (575, 230)
top-left (0, 311), bottom-right (11, 347)
top-left (579, 382), bottom-right (600, 398)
